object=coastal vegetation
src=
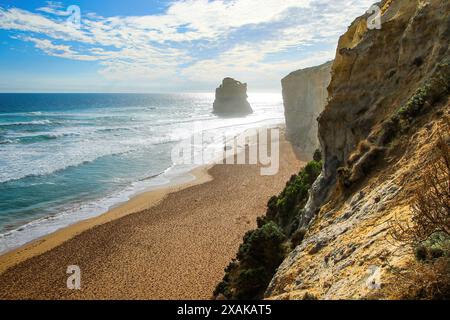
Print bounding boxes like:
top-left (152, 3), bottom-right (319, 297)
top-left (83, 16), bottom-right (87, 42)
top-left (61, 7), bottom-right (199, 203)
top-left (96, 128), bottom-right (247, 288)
top-left (337, 58), bottom-right (450, 191)
top-left (215, 0), bottom-right (450, 300)
top-left (381, 59), bottom-right (450, 145)
top-left (388, 122), bottom-right (450, 300)
top-left (214, 157), bottom-right (323, 300)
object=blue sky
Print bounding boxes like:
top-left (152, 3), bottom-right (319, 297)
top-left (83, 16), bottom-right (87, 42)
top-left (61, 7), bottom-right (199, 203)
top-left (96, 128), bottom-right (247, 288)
top-left (0, 0), bottom-right (375, 93)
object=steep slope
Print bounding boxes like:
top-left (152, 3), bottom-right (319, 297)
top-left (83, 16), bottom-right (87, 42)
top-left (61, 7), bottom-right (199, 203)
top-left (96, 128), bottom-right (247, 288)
top-left (282, 61), bottom-right (332, 155)
top-left (266, 0), bottom-right (450, 299)
top-left (214, 0), bottom-right (449, 301)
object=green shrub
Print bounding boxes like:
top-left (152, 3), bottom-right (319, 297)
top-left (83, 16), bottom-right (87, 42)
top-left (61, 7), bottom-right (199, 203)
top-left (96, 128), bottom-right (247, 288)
top-left (266, 196), bottom-right (278, 220)
top-left (381, 85), bottom-right (429, 145)
top-left (256, 215), bottom-right (268, 228)
top-left (381, 58), bottom-right (450, 146)
top-left (237, 222), bottom-right (286, 269)
top-left (235, 267), bottom-right (268, 300)
top-left (215, 222), bottom-right (286, 300)
top-left (214, 160), bottom-right (323, 300)
top-left (397, 85), bottom-right (430, 120)
top-left (213, 280), bottom-right (232, 299)
top-left (275, 160), bottom-right (322, 229)
top-left (313, 149), bottom-right (322, 162)
top-left (414, 233), bottom-right (450, 262)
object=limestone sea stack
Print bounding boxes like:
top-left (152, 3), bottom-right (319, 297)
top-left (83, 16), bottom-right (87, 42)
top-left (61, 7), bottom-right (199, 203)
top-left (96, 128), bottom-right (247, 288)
top-left (213, 78), bottom-right (253, 116)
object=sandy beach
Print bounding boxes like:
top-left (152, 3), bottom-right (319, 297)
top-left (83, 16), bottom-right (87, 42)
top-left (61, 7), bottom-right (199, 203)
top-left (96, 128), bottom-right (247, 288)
top-left (0, 132), bottom-right (303, 300)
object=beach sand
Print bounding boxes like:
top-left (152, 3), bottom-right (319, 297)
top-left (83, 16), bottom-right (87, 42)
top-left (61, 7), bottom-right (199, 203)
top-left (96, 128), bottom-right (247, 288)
top-left (0, 132), bottom-right (304, 300)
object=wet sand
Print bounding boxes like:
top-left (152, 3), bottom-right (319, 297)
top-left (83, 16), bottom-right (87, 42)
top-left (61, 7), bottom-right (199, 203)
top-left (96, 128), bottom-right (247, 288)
top-left (0, 133), bottom-right (303, 300)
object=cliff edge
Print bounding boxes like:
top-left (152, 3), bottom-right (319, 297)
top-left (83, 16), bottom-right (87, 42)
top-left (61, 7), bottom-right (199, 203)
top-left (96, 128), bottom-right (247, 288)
top-left (267, 0), bottom-right (449, 299)
top-left (214, 0), bottom-right (449, 301)
top-left (282, 61), bottom-right (332, 155)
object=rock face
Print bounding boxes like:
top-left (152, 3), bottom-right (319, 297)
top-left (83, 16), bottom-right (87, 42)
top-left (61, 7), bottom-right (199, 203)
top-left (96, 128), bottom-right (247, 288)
top-left (282, 61), bottom-right (332, 155)
top-left (213, 78), bottom-right (253, 115)
top-left (266, 0), bottom-right (450, 300)
top-left (301, 0), bottom-right (450, 224)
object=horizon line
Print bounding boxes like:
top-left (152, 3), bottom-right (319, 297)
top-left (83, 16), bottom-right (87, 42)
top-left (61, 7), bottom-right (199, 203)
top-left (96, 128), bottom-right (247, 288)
top-left (0, 91), bottom-right (282, 95)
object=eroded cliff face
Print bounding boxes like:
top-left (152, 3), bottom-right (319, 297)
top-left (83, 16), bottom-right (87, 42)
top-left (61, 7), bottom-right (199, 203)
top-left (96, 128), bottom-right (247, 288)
top-left (282, 61), bottom-right (332, 155)
top-left (266, 0), bottom-right (450, 299)
top-left (317, 0), bottom-right (450, 186)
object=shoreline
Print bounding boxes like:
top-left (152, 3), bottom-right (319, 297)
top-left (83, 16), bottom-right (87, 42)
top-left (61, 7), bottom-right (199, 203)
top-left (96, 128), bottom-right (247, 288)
top-left (0, 129), bottom-right (304, 299)
top-left (0, 165), bottom-right (213, 275)
top-left (0, 123), bottom-right (284, 271)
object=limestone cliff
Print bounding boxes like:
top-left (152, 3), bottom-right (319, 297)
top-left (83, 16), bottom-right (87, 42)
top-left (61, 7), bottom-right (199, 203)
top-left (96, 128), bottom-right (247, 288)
top-left (266, 0), bottom-right (450, 299)
top-left (213, 78), bottom-right (253, 115)
top-left (282, 61), bottom-right (332, 155)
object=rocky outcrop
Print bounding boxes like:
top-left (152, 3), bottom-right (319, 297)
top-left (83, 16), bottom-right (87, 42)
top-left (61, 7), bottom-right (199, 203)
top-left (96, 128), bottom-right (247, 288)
top-left (282, 61), bottom-right (332, 155)
top-left (301, 0), bottom-right (450, 226)
top-left (213, 78), bottom-right (253, 115)
top-left (266, 0), bottom-right (450, 300)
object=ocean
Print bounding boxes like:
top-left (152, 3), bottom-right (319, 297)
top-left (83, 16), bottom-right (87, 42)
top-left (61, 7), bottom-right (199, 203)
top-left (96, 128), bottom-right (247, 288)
top-left (0, 93), bottom-right (284, 253)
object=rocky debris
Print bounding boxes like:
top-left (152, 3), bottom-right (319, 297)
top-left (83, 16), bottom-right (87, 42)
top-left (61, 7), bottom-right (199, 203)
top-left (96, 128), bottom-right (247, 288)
top-left (282, 61), bottom-right (332, 155)
top-left (213, 78), bottom-right (253, 116)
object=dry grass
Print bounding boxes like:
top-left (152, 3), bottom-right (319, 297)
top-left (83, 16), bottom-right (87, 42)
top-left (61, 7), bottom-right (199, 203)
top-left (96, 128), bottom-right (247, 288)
top-left (387, 119), bottom-right (450, 299)
top-left (385, 258), bottom-right (450, 300)
top-left (390, 125), bottom-right (450, 245)
top-left (381, 0), bottom-right (394, 14)
top-left (348, 140), bottom-right (371, 166)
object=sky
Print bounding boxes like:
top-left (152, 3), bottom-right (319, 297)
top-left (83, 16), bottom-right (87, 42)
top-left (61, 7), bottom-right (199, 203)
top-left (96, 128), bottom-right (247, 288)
top-left (0, 0), bottom-right (375, 93)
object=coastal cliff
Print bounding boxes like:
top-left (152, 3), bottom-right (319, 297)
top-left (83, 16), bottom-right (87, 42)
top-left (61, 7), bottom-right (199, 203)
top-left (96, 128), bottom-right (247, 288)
top-left (282, 61), bottom-right (332, 155)
top-left (213, 78), bottom-right (253, 115)
top-left (216, 0), bottom-right (450, 300)
top-left (267, 0), bottom-right (449, 299)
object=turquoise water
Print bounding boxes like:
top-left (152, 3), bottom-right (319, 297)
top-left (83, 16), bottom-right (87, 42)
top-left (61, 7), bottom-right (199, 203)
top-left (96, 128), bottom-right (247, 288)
top-left (0, 93), bottom-right (284, 253)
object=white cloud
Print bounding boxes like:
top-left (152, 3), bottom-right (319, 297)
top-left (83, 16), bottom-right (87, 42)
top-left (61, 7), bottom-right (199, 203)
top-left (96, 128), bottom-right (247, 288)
top-left (37, 1), bottom-right (68, 16)
top-left (181, 46), bottom-right (336, 88)
top-left (23, 36), bottom-right (106, 61)
top-left (0, 0), bottom-right (375, 91)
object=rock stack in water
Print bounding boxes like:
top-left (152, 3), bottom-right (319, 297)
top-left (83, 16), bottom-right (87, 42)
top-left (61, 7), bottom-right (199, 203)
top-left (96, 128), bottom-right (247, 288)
top-left (213, 78), bottom-right (253, 116)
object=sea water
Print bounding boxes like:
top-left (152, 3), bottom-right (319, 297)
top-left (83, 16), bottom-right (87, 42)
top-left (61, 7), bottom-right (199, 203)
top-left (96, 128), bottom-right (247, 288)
top-left (0, 93), bottom-right (284, 253)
